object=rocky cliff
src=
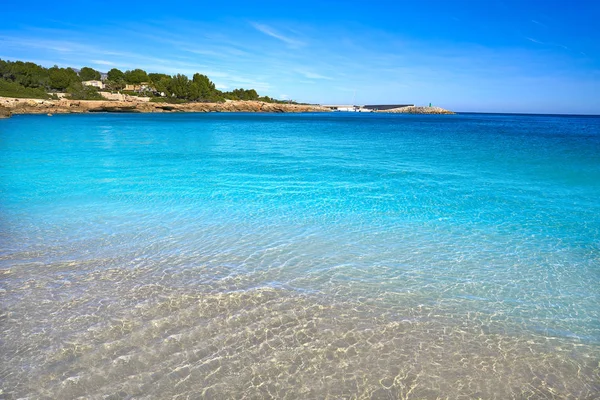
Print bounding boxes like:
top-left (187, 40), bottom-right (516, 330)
top-left (0, 97), bottom-right (331, 115)
top-left (0, 105), bottom-right (11, 118)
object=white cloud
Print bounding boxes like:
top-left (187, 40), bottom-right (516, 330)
top-left (531, 20), bottom-right (547, 28)
top-left (250, 22), bottom-right (305, 47)
top-left (0, 36), bottom-right (78, 53)
top-left (91, 59), bottom-right (115, 66)
top-left (296, 69), bottom-right (333, 80)
top-left (525, 37), bottom-right (569, 50)
top-left (526, 37), bottom-right (544, 44)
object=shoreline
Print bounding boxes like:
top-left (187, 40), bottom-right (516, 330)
top-left (4, 275), bottom-right (598, 398)
top-left (0, 97), bottom-right (331, 116)
top-left (0, 97), bottom-right (454, 117)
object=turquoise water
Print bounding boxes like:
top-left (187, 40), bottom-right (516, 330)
top-left (1, 112), bottom-right (599, 398)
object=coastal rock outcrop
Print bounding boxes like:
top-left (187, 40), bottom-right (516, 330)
top-left (0, 105), bottom-right (11, 118)
top-left (377, 106), bottom-right (454, 114)
top-left (0, 97), bottom-right (331, 115)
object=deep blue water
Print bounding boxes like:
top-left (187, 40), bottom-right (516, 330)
top-left (1, 112), bottom-right (599, 398)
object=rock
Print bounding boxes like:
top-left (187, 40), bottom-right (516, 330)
top-left (87, 104), bottom-right (139, 113)
top-left (377, 106), bottom-right (454, 114)
top-left (0, 105), bottom-right (12, 118)
top-left (0, 97), bottom-right (331, 115)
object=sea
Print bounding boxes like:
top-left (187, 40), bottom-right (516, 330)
top-left (1, 112), bottom-right (599, 399)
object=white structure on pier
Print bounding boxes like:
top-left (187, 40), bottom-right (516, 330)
top-left (321, 104), bottom-right (415, 112)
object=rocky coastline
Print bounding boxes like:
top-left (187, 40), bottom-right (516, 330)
top-left (0, 97), bottom-right (331, 115)
top-left (0, 104), bottom-right (11, 118)
top-left (376, 106), bottom-right (455, 114)
top-left (0, 97), bottom-right (454, 117)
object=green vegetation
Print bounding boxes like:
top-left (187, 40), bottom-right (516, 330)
top-left (0, 59), bottom-right (100, 99)
top-left (0, 58), bottom-right (297, 104)
top-left (66, 82), bottom-right (104, 100)
top-left (149, 97), bottom-right (188, 104)
top-left (106, 68), bottom-right (125, 90)
top-left (124, 69), bottom-right (149, 84)
top-left (107, 68), bottom-right (125, 82)
top-left (79, 66), bottom-right (101, 81)
top-left (0, 79), bottom-right (54, 99)
top-left (48, 66), bottom-right (80, 91)
top-left (223, 88), bottom-right (259, 101)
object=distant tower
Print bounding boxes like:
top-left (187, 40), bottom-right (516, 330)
top-left (429, 102), bottom-right (432, 107)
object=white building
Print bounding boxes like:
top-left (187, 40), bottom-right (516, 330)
top-left (82, 80), bottom-right (105, 89)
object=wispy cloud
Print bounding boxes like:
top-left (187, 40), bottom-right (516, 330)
top-left (91, 59), bottom-right (115, 66)
top-left (525, 37), bottom-right (569, 50)
top-left (531, 20), bottom-right (547, 28)
top-left (250, 22), bottom-right (305, 47)
top-left (526, 37), bottom-right (544, 44)
top-left (295, 69), bottom-right (333, 80)
top-left (182, 45), bottom-right (250, 59)
top-left (0, 36), bottom-right (80, 53)
top-left (1, 9), bottom-right (596, 113)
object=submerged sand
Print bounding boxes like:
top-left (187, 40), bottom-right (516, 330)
top-left (2, 261), bottom-right (598, 399)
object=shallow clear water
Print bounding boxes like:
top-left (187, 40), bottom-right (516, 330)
top-left (1, 112), bottom-right (599, 399)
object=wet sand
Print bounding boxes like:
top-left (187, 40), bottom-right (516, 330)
top-left (2, 261), bottom-right (598, 399)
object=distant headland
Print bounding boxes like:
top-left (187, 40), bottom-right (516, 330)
top-left (0, 58), bottom-right (453, 117)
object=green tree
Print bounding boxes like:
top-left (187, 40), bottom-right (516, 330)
top-left (49, 66), bottom-right (80, 91)
top-left (169, 74), bottom-right (190, 99)
top-left (192, 73), bottom-right (211, 99)
top-left (107, 68), bottom-right (125, 82)
top-left (104, 80), bottom-right (125, 91)
top-left (105, 68), bottom-right (125, 90)
top-left (0, 58), bottom-right (264, 103)
top-left (124, 69), bottom-right (149, 84)
top-left (0, 79), bottom-right (52, 99)
top-left (189, 73), bottom-right (224, 101)
top-left (0, 59), bottom-right (8, 79)
top-left (0, 60), bottom-right (50, 89)
top-left (224, 88), bottom-right (259, 101)
top-left (243, 89), bottom-right (259, 100)
top-left (151, 75), bottom-right (172, 95)
top-left (148, 73), bottom-right (170, 84)
top-left (79, 66), bottom-right (101, 81)
top-left (188, 81), bottom-right (201, 101)
top-left (66, 82), bottom-right (104, 100)
top-left (20, 62), bottom-right (45, 88)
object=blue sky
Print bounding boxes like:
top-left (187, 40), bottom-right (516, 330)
top-left (1, 0), bottom-right (599, 113)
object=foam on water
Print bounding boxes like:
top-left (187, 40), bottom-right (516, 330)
top-left (1, 112), bottom-right (599, 398)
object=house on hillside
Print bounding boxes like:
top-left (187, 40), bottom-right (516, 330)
top-left (82, 80), bottom-right (105, 89)
top-left (125, 82), bottom-right (152, 92)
